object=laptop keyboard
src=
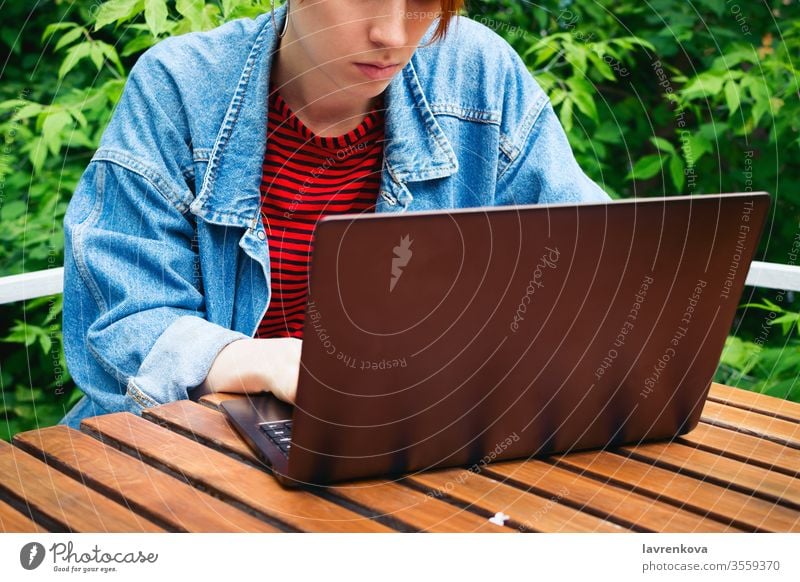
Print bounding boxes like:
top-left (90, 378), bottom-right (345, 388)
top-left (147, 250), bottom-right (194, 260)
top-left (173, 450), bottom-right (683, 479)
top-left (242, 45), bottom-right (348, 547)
top-left (259, 420), bottom-right (293, 457)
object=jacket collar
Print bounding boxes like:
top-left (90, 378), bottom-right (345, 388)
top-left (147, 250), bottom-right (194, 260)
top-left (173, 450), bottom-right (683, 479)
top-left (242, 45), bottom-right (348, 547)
top-left (190, 3), bottom-right (458, 228)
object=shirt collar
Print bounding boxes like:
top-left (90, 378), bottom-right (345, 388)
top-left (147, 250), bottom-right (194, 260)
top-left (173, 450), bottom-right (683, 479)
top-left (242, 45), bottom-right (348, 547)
top-left (189, 3), bottom-right (458, 228)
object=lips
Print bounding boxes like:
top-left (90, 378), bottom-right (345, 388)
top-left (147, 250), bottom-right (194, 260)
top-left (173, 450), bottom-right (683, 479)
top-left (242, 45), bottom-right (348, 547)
top-left (354, 62), bottom-right (401, 80)
top-left (357, 62), bottom-right (399, 68)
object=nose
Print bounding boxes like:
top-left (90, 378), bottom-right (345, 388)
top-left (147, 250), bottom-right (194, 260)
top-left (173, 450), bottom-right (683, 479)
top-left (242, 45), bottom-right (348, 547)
top-left (368, 1), bottom-right (409, 50)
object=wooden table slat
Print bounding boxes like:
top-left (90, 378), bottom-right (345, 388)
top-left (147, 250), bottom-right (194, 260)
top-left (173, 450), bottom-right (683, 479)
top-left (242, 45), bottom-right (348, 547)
top-left (326, 479), bottom-right (513, 533)
top-left (485, 459), bottom-right (744, 532)
top-left (618, 440), bottom-right (800, 509)
top-left (4, 382), bottom-right (797, 533)
top-left (81, 412), bottom-right (391, 533)
top-left (677, 422), bottom-right (800, 477)
top-left (0, 498), bottom-right (48, 532)
top-left (143, 400), bottom-right (272, 466)
top-left (13, 426), bottom-right (280, 533)
top-left (700, 400), bottom-right (800, 448)
top-left (197, 392), bottom-right (241, 408)
top-left (145, 399), bottom-right (513, 533)
top-left (0, 438), bottom-right (162, 532)
top-left (406, 469), bottom-right (630, 533)
top-left (708, 382), bottom-right (800, 422)
top-left (552, 450), bottom-right (800, 532)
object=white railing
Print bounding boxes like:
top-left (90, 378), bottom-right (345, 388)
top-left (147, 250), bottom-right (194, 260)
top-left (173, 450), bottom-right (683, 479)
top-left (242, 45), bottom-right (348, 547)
top-left (0, 268), bottom-right (65, 304)
top-left (0, 261), bottom-right (799, 305)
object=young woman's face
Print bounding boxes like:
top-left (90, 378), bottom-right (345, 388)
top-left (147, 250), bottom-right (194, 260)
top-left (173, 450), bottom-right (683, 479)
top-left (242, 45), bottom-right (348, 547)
top-left (287, 0), bottom-right (444, 98)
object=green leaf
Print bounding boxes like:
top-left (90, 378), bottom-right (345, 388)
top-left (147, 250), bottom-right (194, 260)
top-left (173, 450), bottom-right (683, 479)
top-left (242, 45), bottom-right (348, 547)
top-left (58, 42), bottom-right (92, 79)
top-left (89, 43), bottom-right (105, 70)
top-left (549, 88), bottom-right (566, 107)
top-left (531, 43), bottom-right (560, 67)
top-left (42, 110), bottom-right (72, 156)
top-left (102, 79), bottom-right (127, 104)
top-left (533, 7), bottom-right (548, 30)
top-left (566, 41), bottom-right (588, 76)
top-left (593, 123), bottom-right (622, 144)
top-left (121, 33), bottom-right (156, 56)
top-left (719, 336), bottom-right (761, 373)
top-left (54, 26), bottom-right (84, 52)
top-left (682, 133), bottom-right (712, 164)
top-left (769, 313), bottom-right (800, 335)
top-left (42, 296), bottom-right (63, 325)
top-left (28, 136), bottom-right (48, 174)
top-left (42, 22), bottom-right (78, 43)
top-left (696, 0), bottom-right (726, 17)
top-left (669, 154), bottom-right (685, 192)
top-left (70, 107), bottom-right (88, 128)
top-left (713, 46), bottom-right (759, 71)
top-left (650, 136), bottom-right (677, 156)
top-left (94, 0), bottom-right (145, 31)
top-left (626, 155), bottom-right (663, 181)
top-left (145, 0), bottom-right (170, 37)
top-left (176, 0), bottom-right (205, 30)
top-left (11, 103), bottom-right (44, 122)
top-left (559, 97), bottom-right (574, 133)
top-left (567, 78), bottom-right (598, 123)
top-left (741, 298), bottom-right (783, 312)
top-left (587, 51), bottom-right (616, 81)
top-left (221, 0), bottom-right (236, 18)
top-left (38, 333), bottom-right (52, 355)
top-left (0, 98), bottom-right (29, 111)
top-left (681, 73), bottom-right (725, 100)
top-left (0, 200), bottom-right (26, 221)
top-left (724, 80), bottom-right (741, 115)
top-left (749, 81), bottom-right (772, 127)
top-left (98, 42), bottom-right (125, 75)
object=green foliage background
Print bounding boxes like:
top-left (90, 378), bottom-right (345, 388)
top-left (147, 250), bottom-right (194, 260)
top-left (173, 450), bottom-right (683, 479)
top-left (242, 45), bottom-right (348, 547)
top-left (1, 0), bottom-right (798, 441)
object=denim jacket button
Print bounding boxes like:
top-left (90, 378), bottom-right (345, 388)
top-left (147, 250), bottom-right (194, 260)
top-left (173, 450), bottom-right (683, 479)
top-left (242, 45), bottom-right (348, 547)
top-left (256, 230), bottom-right (266, 241)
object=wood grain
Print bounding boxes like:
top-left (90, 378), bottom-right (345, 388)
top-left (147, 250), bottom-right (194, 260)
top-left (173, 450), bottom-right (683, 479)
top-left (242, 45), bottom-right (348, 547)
top-left (0, 498), bottom-right (47, 532)
top-left (0, 438), bottom-right (162, 532)
top-left (701, 400), bottom-right (800, 448)
top-left (485, 459), bottom-right (744, 532)
top-left (708, 383), bottom-right (800, 422)
top-left (14, 425), bottom-right (280, 532)
top-left (552, 449), bottom-right (800, 532)
top-left (81, 412), bottom-right (392, 532)
top-left (618, 440), bottom-right (800, 509)
top-left (677, 422), bottom-right (800, 477)
top-left (407, 468), bottom-right (629, 533)
top-left (326, 478), bottom-right (513, 533)
top-left (197, 392), bottom-right (242, 409)
top-left (144, 399), bottom-right (513, 532)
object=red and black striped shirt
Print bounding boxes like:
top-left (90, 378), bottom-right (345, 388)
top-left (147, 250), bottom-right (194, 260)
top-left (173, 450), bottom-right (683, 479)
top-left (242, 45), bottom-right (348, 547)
top-left (255, 83), bottom-right (386, 339)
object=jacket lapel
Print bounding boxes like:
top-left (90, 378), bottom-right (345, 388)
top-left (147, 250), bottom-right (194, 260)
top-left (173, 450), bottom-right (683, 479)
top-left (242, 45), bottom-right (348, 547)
top-left (190, 5), bottom-right (458, 225)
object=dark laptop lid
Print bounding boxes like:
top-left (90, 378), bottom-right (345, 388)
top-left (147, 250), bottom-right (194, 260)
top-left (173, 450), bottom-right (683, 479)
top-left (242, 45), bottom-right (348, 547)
top-left (286, 192), bottom-right (770, 485)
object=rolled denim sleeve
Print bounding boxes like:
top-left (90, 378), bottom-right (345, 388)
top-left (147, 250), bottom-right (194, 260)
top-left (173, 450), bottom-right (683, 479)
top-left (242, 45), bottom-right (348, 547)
top-left (494, 47), bottom-right (611, 206)
top-left (59, 46), bottom-right (250, 428)
top-left (60, 159), bottom-right (249, 427)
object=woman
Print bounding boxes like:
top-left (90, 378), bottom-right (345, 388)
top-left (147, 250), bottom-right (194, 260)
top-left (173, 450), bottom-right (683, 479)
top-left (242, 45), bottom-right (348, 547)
top-left (59, 0), bottom-right (609, 429)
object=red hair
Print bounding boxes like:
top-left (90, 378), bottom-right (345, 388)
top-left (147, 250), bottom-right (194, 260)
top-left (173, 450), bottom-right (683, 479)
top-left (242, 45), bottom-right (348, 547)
top-left (430, 0), bottom-right (466, 43)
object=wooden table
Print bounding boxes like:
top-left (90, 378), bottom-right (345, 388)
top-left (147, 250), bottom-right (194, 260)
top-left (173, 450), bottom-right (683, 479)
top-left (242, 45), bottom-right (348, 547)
top-left (2, 382), bottom-right (798, 533)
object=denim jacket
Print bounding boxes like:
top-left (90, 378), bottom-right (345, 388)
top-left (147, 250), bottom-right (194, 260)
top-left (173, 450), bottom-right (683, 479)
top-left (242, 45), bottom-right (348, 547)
top-left (59, 4), bottom-right (610, 429)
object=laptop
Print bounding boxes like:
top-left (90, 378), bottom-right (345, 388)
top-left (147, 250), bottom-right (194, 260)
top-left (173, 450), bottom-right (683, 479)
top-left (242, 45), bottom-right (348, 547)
top-left (217, 192), bottom-right (770, 488)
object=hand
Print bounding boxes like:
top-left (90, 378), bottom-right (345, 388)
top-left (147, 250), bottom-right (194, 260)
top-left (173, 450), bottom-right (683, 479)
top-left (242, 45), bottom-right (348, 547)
top-left (199, 337), bottom-right (302, 404)
top-left (257, 337), bottom-right (302, 404)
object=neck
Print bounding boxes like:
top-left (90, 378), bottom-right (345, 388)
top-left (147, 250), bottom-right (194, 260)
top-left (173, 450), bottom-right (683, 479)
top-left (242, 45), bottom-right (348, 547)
top-left (271, 31), bottom-right (381, 137)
